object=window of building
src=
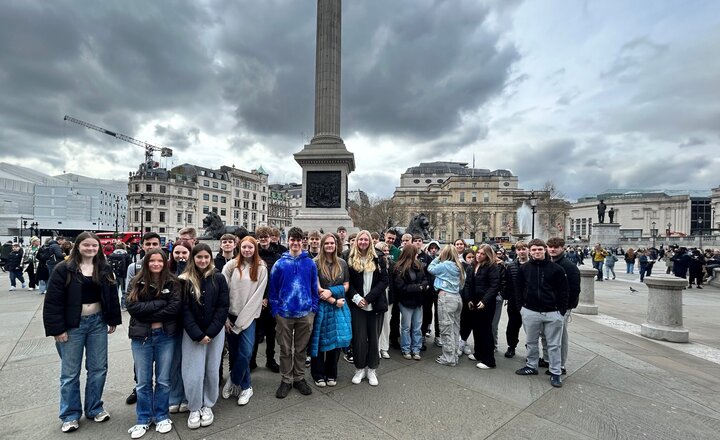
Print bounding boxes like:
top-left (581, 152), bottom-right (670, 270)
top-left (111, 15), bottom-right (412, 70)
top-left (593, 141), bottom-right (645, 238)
top-left (187, 214), bottom-right (192, 224)
top-left (244, 191), bottom-right (250, 199)
top-left (471, 192), bottom-right (477, 202)
top-left (159, 185), bottom-right (166, 194)
top-left (145, 211), bottom-right (151, 222)
top-left (262, 214), bottom-right (266, 222)
top-left (220, 196), bottom-right (227, 203)
top-left (209, 172), bottom-right (214, 178)
top-left (253, 194), bottom-right (257, 200)
top-left (213, 182), bottom-right (218, 188)
top-left (437, 179), bottom-right (443, 183)
top-left (261, 196), bottom-right (266, 202)
top-left (235, 190), bottom-right (240, 197)
top-left (177, 213), bottom-right (182, 223)
top-left (485, 183), bottom-right (490, 188)
top-left (251, 202), bottom-right (258, 210)
top-left (203, 180), bottom-right (210, 187)
top-left (243, 201), bottom-right (249, 209)
top-left (425, 179), bottom-right (432, 184)
top-left (177, 188), bottom-right (183, 195)
top-left (159, 212), bottom-right (165, 223)
top-left (212, 195), bottom-right (218, 202)
top-left (135, 184), bottom-right (140, 192)
top-left (483, 192), bottom-right (489, 203)
top-left (203, 194), bottom-right (209, 201)
top-left (459, 192), bottom-right (465, 203)
top-left (221, 183), bottom-right (227, 190)
top-left (187, 189), bottom-right (193, 196)
top-left (159, 199), bottom-right (165, 206)
top-left (159, 227), bottom-right (166, 233)
top-left (212, 207), bottom-right (218, 214)
top-left (413, 179), bottom-right (420, 184)
top-left (203, 206), bottom-right (209, 214)
top-left (252, 212), bottom-right (257, 221)
top-left (146, 184), bottom-right (152, 192)
top-left (262, 203), bottom-right (266, 210)
top-left (220, 208), bottom-right (226, 216)
top-left (243, 212), bottom-right (248, 220)
top-left (234, 210), bottom-right (239, 219)
top-left (134, 211), bottom-right (139, 222)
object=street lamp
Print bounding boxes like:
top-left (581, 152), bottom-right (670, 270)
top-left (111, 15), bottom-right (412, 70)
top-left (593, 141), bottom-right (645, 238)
top-left (529, 191), bottom-right (538, 239)
top-left (114, 196), bottom-right (120, 235)
top-left (651, 221), bottom-right (657, 249)
top-left (22, 219), bottom-right (28, 244)
top-left (698, 216), bottom-right (704, 250)
top-left (121, 214), bottom-right (126, 231)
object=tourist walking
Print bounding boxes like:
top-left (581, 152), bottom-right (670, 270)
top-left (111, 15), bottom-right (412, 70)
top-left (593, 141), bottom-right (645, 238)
top-left (624, 248), bottom-right (636, 274)
top-left (42, 232), bottom-right (122, 433)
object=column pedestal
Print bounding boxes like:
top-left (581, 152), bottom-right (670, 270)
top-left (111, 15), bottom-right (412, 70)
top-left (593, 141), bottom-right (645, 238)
top-left (576, 266), bottom-right (599, 315)
top-left (640, 276), bottom-right (689, 343)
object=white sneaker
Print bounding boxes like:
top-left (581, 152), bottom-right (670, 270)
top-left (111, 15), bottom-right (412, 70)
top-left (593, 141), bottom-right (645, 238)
top-left (94, 410), bottom-right (110, 422)
top-left (155, 418), bottom-right (173, 434)
top-left (237, 387), bottom-right (253, 406)
top-left (187, 411), bottom-right (201, 430)
top-left (468, 354), bottom-right (477, 361)
top-left (326, 379), bottom-right (337, 387)
top-left (222, 379), bottom-right (237, 399)
top-left (200, 407), bottom-right (214, 427)
top-left (128, 424), bottom-right (149, 439)
top-left (476, 362), bottom-right (491, 369)
top-left (351, 368), bottom-right (366, 384)
top-left (168, 404), bottom-right (179, 414)
top-left (61, 420), bottom-right (79, 433)
top-left (463, 345), bottom-right (473, 355)
top-left (178, 402), bottom-right (189, 413)
top-left (8, 286), bottom-right (15, 291)
top-left (380, 350), bottom-right (390, 359)
top-left (367, 368), bottom-right (379, 386)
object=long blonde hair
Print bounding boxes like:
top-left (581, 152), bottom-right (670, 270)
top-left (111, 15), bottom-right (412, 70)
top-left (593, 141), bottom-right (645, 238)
top-left (438, 244), bottom-right (465, 287)
top-left (179, 243), bottom-right (216, 304)
top-left (347, 230), bottom-right (377, 273)
top-left (316, 233), bottom-right (343, 283)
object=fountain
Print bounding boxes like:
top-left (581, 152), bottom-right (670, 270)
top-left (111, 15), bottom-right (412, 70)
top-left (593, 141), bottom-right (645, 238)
top-left (515, 202), bottom-right (533, 241)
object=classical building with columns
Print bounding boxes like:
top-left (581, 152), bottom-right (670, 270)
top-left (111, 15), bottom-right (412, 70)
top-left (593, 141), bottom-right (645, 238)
top-left (568, 190), bottom-right (713, 240)
top-left (391, 162), bottom-right (565, 243)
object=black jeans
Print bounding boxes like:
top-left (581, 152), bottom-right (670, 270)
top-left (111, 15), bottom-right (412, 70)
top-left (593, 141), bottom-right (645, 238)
top-left (310, 348), bottom-right (340, 381)
top-left (505, 300), bottom-right (523, 350)
top-left (389, 302), bottom-right (401, 346)
top-left (471, 302), bottom-right (497, 367)
top-left (459, 304), bottom-right (472, 341)
top-left (351, 308), bottom-right (381, 370)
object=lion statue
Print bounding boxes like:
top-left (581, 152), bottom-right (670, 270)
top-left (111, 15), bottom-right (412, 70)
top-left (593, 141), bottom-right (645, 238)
top-left (406, 213), bottom-right (431, 241)
top-left (200, 212), bottom-right (249, 240)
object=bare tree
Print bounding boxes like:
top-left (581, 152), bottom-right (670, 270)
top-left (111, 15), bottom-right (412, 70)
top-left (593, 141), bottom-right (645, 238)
top-left (540, 181), bottom-right (570, 238)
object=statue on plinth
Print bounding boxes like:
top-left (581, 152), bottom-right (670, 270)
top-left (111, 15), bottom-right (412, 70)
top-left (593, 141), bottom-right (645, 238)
top-left (597, 200), bottom-right (607, 223)
top-left (608, 207), bottom-right (615, 223)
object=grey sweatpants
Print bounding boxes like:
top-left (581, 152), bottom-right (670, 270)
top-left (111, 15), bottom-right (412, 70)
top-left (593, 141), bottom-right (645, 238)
top-left (542, 309), bottom-right (572, 367)
top-left (521, 307), bottom-right (564, 375)
top-left (181, 330), bottom-right (225, 411)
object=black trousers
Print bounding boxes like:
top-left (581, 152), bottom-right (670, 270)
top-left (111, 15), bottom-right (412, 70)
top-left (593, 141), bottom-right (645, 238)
top-left (505, 300), bottom-right (523, 350)
top-left (310, 348), bottom-right (340, 381)
top-left (351, 308), bottom-right (381, 370)
top-left (251, 306), bottom-right (276, 364)
top-left (25, 262), bottom-right (37, 288)
top-left (421, 293), bottom-right (439, 337)
top-left (459, 305), bottom-right (472, 341)
top-left (471, 302), bottom-right (497, 367)
top-left (389, 302), bottom-right (401, 346)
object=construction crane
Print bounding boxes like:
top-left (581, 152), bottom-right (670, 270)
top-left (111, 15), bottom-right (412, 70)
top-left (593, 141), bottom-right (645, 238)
top-left (63, 115), bottom-right (172, 172)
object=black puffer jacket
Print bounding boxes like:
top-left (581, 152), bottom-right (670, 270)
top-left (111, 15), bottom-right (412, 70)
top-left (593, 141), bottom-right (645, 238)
top-left (392, 265), bottom-right (428, 308)
top-left (5, 249), bottom-right (23, 271)
top-left (515, 258), bottom-right (569, 314)
top-left (43, 260), bottom-right (122, 337)
top-left (182, 273), bottom-right (230, 341)
top-left (462, 263), bottom-right (500, 306)
top-left (552, 253), bottom-right (581, 309)
top-left (126, 279), bottom-right (182, 339)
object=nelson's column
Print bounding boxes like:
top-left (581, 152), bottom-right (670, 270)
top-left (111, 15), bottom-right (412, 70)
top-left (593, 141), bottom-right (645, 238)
top-left (293, 0), bottom-right (356, 232)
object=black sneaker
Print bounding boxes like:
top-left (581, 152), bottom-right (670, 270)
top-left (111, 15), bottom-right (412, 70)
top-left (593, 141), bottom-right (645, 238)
top-left (293, 379), bottom-right (313, 396)
top-left (125, 388), bottom-right (137, 405)
top-left (275, 382), bottom-right (292, 399)
top-left (515, 366), bottom-right (539, 375)
top-left (545, 368), bottom-right (567, 375)
top-left (504, 348), bottom-right (515, 358)
top-left (420, 344), bottom-right (427, 352)
top-left (266, 359), bottom-right (280, 373)
top-left (538, 358), bottom-right (549, 368)
top-left (550, 374), bottom-right (563, 387)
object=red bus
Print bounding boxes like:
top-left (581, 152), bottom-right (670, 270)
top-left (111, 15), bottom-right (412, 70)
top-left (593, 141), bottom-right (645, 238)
top-left (96, 232), bottom-right (142, 247)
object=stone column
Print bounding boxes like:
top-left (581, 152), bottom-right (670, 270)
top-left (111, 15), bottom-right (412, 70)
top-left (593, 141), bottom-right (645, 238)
top-left (575, 266), bottom-right (598, 315)
top-left (312, 0), bottom-right (342, 144)
top-left (640, 276), bottom-right (689, 343)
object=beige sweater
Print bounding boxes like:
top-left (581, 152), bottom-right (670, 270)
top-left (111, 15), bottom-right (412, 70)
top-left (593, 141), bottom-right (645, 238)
top-left (222, 259), bottom-right (268, 333)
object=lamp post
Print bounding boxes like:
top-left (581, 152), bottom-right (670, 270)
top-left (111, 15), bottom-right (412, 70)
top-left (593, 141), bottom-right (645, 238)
top-left (121, 214), bottom-right (126, 231)
top-left (651, 221), bottom-right (657, 249)
top-left (698, 216), bottom-right (703, 250)
top-left (529, 191), bottom-right (538, 239)
top-left (114, 196), bottom-right (120, 236)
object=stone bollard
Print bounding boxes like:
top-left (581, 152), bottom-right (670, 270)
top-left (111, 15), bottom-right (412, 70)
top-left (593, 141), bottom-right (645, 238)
top-left (576, 266), bottom-right (598, 315)
top-left (709, 267), bottom-right (720, 288)
top-left (640, 276), bottom-right (689, 343)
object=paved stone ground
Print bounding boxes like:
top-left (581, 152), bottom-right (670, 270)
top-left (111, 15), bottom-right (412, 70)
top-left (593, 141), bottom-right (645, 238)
top-left (1, 262), bottom-right (719, 439)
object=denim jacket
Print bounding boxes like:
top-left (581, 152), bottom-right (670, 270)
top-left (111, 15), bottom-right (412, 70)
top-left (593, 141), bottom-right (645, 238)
top-left (427, 258), bottom-right (463, 294)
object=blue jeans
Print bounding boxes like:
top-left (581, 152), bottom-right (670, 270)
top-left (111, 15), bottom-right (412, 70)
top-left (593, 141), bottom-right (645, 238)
top-left (592, 261), bottom-right (604, 280)
top-left (9, 270), bottom-right (25, 287)
top-left (626, 262), bottom-right (634, 274)
top-left (131, 329), bottom-right (174, 425)
top-left (227, 321), bottom-right (255, 390)
top-left (399, 304), bottom-right (423, 354)
top-left (55, 312), bottom-right (108, 422)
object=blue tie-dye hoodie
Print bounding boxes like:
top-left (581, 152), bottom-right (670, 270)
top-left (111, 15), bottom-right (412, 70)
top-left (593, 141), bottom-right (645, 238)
top-left (268, 250), bottom-right (319, 318)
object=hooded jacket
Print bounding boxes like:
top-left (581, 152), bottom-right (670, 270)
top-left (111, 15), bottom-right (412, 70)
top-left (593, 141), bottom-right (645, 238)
top-left (268, 250), bottom-right (319, 318)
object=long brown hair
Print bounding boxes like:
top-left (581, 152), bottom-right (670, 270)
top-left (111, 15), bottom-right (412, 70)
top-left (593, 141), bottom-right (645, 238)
top-left (67, 231), bottom-right (114, 285)
top-left (128, 248), bottom-right (176, 302)
top-left (394, 245), bottom-right (421, 278)
top-left (316, 233), bottom-right (343, 282)
top-left (475, 244), bottom-right (496, 269)
top-left (179, 243), bottom-right (216, 304)
top-left (234, 236), bottom-right (263, 281)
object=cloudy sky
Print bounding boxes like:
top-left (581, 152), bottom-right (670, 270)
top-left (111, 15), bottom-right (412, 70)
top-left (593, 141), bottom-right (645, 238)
top-left (1, 0), bottom-right (719, 201)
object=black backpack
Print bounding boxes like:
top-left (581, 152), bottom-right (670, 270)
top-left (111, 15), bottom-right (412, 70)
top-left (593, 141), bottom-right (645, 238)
top-left (108, 253), bottom-right (128, 279)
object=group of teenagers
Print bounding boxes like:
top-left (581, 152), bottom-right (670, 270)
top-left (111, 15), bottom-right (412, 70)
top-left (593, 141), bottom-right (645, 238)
top-left (41, 223), bottom-right (580, 437)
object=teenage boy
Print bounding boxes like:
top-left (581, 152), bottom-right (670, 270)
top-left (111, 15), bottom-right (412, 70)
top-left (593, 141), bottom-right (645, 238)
top-left (268, 227), bottom-right (318, 398)
top-left (177, 227), bottom-right (198, 248)
top-left (514, 239), bottom-right (568, 388)
top-left (503, 241), bottom-right (528, 358)
top-left (307, 230), bottom-right (321, 258)
top-left (337, 226), bottom-right (349, 250)
top-left (214, 234), bottom-right (237, 272)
